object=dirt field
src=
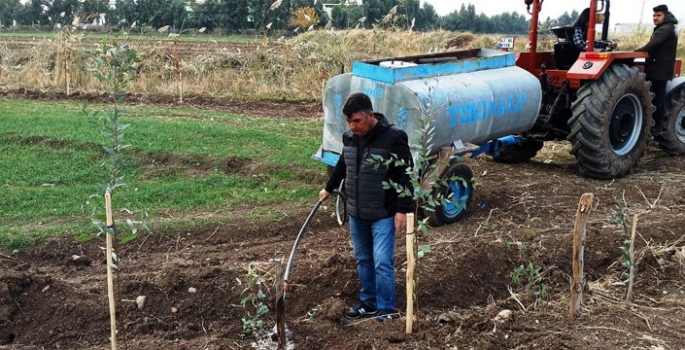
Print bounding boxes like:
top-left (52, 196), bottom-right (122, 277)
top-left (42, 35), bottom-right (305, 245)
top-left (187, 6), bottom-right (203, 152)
top-left (1, 97), bottom-right (685, 350)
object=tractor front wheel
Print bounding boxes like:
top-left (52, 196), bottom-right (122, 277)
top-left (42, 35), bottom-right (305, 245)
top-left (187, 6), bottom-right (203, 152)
top-left (568, 64), bottom-right (652, 178)
top-left (654, 88), bottom-right (685, 155)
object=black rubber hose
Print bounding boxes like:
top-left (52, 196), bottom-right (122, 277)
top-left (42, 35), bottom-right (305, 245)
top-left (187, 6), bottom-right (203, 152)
top-left (283, 200), bottom-right (323, 286)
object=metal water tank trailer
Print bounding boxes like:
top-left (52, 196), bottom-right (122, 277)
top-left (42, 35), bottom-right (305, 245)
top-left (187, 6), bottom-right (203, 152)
top-left (319, 48), bottom-right (542, 159)
top-left (314, 49), bottom-right (543, 227)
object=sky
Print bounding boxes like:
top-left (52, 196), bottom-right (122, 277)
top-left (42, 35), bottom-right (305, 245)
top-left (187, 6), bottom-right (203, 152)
top-left (421, 0), bottom-right (685, 28)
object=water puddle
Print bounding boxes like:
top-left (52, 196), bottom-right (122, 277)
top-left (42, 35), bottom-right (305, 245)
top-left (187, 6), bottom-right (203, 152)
top-left (251, 324), bottom-right (295, 350)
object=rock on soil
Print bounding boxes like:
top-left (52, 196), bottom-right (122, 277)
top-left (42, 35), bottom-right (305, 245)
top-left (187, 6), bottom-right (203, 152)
top-left (66, 255), bottom-right (92, 268)
top-left (136, 295), bottom-right (147, 310)
top-left (494, 309), bottom-right (513, 324)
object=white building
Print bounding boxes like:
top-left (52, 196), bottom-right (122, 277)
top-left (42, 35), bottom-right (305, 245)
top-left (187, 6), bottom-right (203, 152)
top-left (322, 0), bottom-right (361, 19)
top-left (613, 22), bottom-right (647, 33)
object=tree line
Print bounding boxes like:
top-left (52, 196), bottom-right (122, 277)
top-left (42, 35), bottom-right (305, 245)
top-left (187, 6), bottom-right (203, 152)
top-left (0, 0), bottom-right (580, 35)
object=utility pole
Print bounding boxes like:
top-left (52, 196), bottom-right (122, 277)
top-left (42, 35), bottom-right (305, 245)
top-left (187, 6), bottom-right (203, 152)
top-left (637, 0), bottom-right (646, 31)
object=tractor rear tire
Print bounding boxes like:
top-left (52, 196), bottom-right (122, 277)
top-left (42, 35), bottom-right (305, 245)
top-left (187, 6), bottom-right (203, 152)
top-left (492, 140), bottom-right (544, 163)
top-left (568, 64), bottom-right (652, 178)
top-left (654, 88), bottom-right (685, 155)
top-left (425, 163), bottom-right (474, 227)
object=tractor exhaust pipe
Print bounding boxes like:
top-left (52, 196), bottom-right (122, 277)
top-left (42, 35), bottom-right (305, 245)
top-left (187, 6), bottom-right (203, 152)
top-left (602, 0), bottom-right (610, 41)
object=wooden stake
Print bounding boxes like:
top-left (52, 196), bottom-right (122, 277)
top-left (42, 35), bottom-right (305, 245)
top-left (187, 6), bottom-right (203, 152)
top-left (274, 260), bottom-right (286, 348)
top-left (405, 213), bottom-right (415, 334)
top-left (179, 71), bottom-right (183, 104)
top-left (65, 46), bottom-right (70, 96)
top-left (569, 193), bottom-right (593, 318)
top-left (627, 214), bottom-right (638, 302)
top-left (105, 190), bottom-right (117, 350)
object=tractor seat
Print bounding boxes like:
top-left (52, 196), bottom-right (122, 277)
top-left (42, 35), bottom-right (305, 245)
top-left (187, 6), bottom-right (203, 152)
top-left (551, 25), bottom-right (575, 42)
top-left (551, 26), bottom-right (581, 70)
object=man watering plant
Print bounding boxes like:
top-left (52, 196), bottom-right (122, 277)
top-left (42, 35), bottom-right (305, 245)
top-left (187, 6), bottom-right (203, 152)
top-left (319, 92), bottom-right (414, 322)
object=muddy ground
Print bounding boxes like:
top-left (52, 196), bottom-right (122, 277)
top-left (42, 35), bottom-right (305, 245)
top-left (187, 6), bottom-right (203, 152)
top-left (1, 97), bottom-right (685, 350)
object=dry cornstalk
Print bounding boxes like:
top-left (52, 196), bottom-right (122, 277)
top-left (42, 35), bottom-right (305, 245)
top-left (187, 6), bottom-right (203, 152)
top-left (64, 41), bottom-right (70, 95)
top-left (569, 193), bottom-right (593, 318)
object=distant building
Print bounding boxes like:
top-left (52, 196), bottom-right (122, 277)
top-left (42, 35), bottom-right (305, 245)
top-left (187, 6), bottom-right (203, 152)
top-left (614, 23), bottom-right (645, 33)
top-left (322, 0), bottom-right (361, 19)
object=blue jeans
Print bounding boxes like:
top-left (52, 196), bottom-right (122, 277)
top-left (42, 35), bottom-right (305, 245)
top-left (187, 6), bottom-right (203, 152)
top-left (349, 215), bottom-right (396, 311)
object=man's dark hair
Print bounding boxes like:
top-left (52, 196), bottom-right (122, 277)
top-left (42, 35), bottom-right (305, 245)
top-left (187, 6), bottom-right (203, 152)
top-left (573, 8), bottom-right (591, 29)
top-left (342, 92), bottom-right (373, 118)
top-left (653, 4), bottom-right (669, 13)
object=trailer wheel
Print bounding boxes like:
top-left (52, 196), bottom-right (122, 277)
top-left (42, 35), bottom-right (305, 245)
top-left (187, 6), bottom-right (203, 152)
top-left (335, 180), bottom-right (347, 226)
top-left (655, 88), bottom-right (685, 155)
top-left (568, 64), bottom-right (652, 178)
top-left (425, 163), bottom-right (474, 227)
top-left (492, 140), bottom-right (544, 163)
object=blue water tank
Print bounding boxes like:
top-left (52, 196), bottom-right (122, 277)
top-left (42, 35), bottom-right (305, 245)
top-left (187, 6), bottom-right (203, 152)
top-left (320, 49), bottom-right (542, 158)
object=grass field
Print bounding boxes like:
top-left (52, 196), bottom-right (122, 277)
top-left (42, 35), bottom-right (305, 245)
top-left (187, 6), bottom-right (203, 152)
top-left (1, 29), bottom-right (682, 101)
top-left (0, 98), bottom-right (325, 248)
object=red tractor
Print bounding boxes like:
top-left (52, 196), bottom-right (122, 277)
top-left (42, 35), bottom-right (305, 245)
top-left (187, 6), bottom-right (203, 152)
top-left (506, 0), bottom-right (684, 178)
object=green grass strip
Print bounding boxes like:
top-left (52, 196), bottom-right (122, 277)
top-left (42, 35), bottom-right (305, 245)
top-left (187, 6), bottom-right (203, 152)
top-left (0, 98), bottom-right (326, 247)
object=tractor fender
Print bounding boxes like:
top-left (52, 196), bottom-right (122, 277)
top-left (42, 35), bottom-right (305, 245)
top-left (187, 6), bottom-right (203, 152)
top-left (566, 52), bottom-right (648, 81)
top-left (566, 56), bottom-right (611, 80)
top-left (666, 77), bottom-right (685, 98)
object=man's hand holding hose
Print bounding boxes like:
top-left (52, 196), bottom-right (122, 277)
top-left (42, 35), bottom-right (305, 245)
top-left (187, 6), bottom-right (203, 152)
top-left (319, 189), bottom-right (331, 202)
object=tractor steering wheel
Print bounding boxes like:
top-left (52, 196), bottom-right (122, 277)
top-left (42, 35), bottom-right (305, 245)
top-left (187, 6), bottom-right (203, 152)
top-left (605, 41), bottom-right (617, 52)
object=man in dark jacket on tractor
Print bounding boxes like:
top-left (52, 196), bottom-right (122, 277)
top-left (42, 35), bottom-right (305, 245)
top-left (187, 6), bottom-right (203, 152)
top-left (635, 4), bottom-right (679, 135)
top-left (319, 92), bottom-right (414, 322)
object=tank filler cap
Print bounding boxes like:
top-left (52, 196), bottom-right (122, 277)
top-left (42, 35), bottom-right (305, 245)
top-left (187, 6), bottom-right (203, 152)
top-left (379, 60), bottom-right (419, 68)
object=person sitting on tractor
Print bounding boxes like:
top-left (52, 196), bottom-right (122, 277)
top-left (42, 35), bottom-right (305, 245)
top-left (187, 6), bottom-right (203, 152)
top-left (635, 4), bottom-right (679, 136)
top-left (572, 8), bottom-right (617, 51)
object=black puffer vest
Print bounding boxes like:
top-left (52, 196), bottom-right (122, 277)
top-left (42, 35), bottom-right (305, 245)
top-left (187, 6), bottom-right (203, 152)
top-left (342, 113), bottom-right (405, 221)
top-left (343, 145), bottom-right (390, 221)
